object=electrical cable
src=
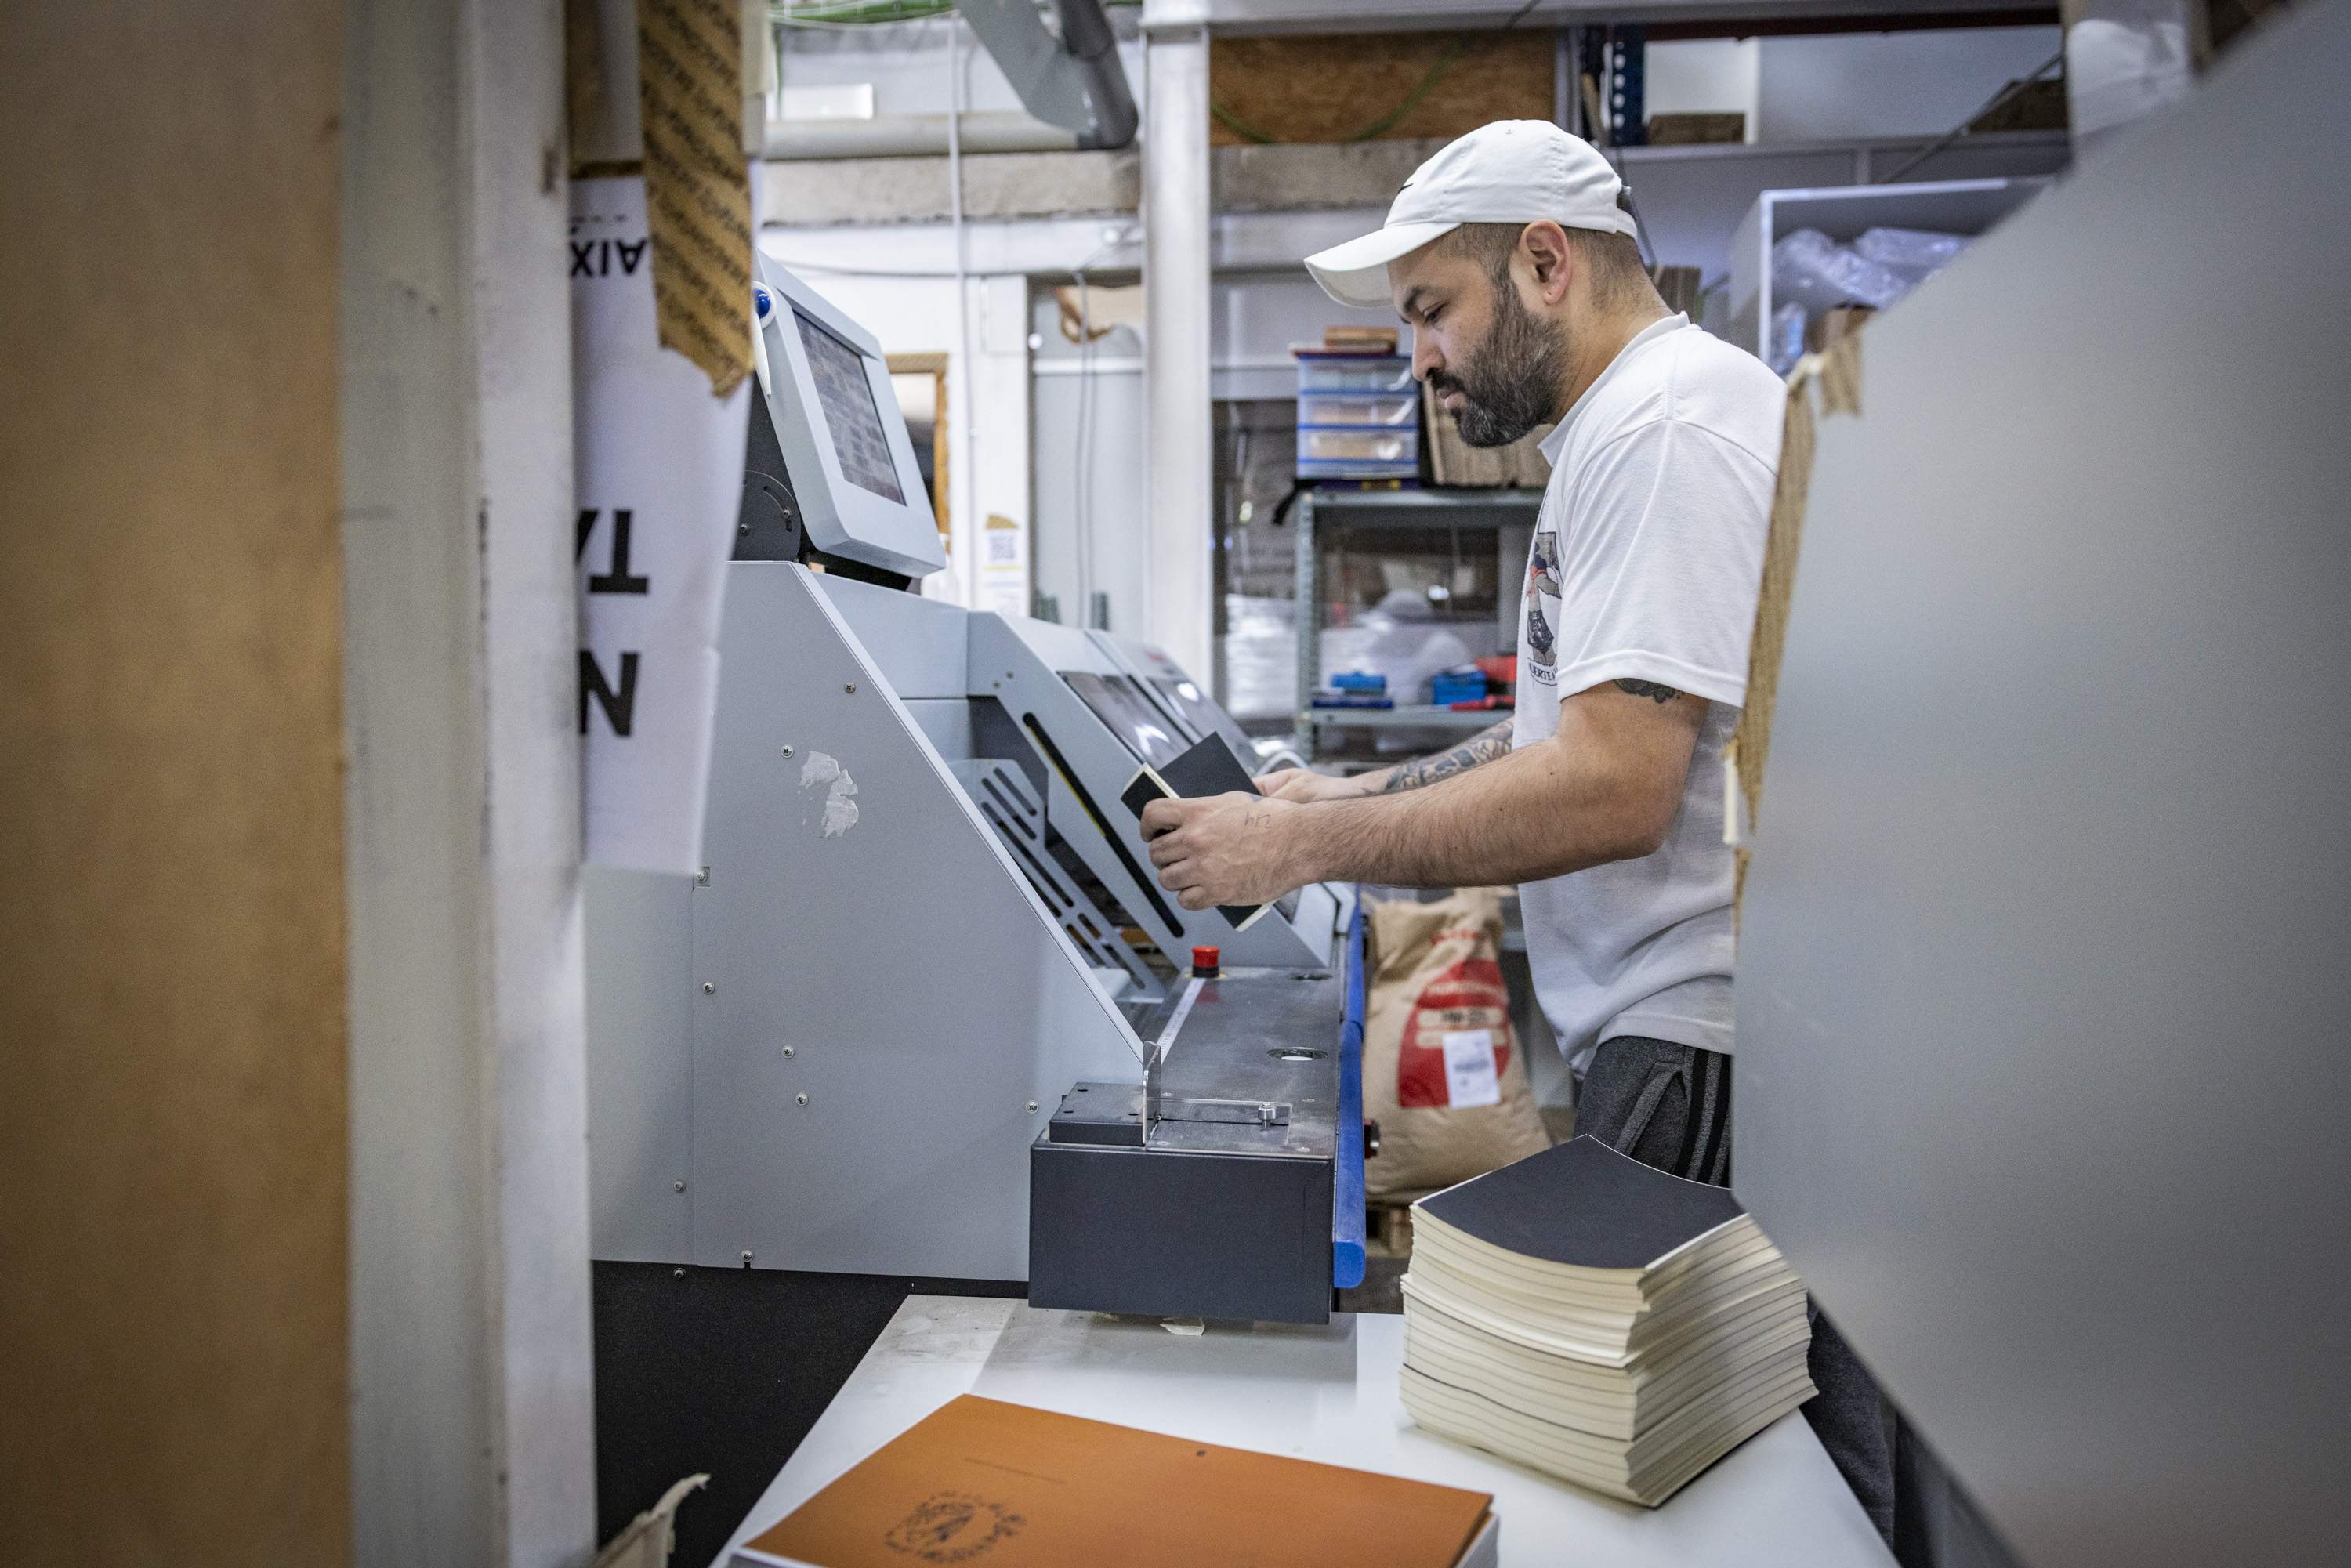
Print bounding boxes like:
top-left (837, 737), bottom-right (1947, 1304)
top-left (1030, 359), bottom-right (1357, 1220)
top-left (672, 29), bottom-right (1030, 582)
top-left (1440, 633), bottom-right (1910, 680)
top-left (773, 0), bottom-right (955, 27)
top-left (1062, 222), bottom-right (1136, 629)
top-left (1875, 49), bottom-right (2065, 184)
top-left (948, 13), bottom-right (976, 603)
top-left (1075, 270), bottom-right (1095, 625)
top-left (1576, 27), bottom-right (1660, 274)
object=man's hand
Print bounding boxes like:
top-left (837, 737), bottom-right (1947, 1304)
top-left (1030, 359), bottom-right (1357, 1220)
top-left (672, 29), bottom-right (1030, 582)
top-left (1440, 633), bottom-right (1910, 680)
top-left (1254, 767), bottom-right (1375, 804)
top-left (1139, 791), bottom-right (1312, 910)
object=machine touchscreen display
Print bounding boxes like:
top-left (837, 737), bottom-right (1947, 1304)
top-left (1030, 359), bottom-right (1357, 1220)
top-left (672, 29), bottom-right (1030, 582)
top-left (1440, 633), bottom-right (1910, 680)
top-left (1147, 675), bottom-right (1237, 748)
top-left (1061, 672), bottom-right (1184, 768)
top-left (793, 307), bottom-right (906, 503)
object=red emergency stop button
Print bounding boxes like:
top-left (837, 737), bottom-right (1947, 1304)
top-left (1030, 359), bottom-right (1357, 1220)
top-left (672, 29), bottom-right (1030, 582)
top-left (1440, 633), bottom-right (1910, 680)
top-left (1190, 945), bottom-right (1221, 978)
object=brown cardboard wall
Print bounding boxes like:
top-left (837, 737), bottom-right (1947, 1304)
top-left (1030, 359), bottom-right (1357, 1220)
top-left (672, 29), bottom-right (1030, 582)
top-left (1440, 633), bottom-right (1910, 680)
top-left (1209, 33), bottom-right (1556, 147)
top-left (0, 5), bottom-right (352, 1563)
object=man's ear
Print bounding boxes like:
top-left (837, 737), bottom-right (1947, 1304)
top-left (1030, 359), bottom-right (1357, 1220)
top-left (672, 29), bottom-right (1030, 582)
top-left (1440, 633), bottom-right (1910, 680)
top-left (1518, 221), bottom-right (1576, 306)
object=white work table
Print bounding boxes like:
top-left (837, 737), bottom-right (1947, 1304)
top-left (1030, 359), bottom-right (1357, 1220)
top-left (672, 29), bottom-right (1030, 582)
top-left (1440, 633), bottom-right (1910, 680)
top-left (712, 1295), bottom-right (1895, 1568)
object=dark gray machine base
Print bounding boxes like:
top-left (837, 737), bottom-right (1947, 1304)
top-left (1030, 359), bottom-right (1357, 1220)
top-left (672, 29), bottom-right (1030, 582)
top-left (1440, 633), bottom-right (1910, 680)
top-left (1027, 966), bottom-right (1346, 1325)
top-left (1028, 1134), bottom-right (1335, 1324)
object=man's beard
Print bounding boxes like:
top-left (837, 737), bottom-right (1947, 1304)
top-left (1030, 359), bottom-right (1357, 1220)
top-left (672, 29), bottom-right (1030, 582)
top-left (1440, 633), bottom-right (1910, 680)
top-left (1429, 279), bottom-right (1567, 447)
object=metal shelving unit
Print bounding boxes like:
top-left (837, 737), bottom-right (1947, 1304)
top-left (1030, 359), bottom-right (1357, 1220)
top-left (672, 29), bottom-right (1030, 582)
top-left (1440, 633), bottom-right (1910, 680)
top-left (1306, 705), bottom-right (1504, 733)
top-left (1726, 176), bottom-right (2053, 360)
top-left (1291, 486), bottom-right (1545, 758)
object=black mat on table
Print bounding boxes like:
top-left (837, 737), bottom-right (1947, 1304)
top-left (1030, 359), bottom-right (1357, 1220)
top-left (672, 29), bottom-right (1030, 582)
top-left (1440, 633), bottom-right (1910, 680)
top-left (592, 1262), bottom-right (1025, 1568)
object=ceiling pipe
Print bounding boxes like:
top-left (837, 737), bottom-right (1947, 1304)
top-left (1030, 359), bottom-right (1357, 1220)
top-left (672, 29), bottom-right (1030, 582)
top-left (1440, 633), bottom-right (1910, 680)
top-left (956, 0), bottom-right (1139, 150)
top-left (765, 108), bottom-right (1081, 161)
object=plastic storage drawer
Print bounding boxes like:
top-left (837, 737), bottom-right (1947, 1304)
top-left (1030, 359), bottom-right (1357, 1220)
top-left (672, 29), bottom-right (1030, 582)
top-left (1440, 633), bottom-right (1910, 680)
top-left (1295, 458), bottom-right (1418, 480)
top-left (1299, 428), bottom-right (1418, 465)
top-left (1296, 393), bottom-right (1418, 428)
top-left (1295, 357), bottom-right (1414, 393)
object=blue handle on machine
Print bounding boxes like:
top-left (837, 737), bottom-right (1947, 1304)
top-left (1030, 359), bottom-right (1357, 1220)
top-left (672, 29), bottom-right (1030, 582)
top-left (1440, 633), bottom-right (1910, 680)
top-left (1332, 896), bottom-right (1368, 1291)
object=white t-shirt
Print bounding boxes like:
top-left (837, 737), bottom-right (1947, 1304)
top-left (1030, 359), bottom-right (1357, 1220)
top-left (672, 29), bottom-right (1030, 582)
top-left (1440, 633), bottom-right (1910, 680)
top-left (1512, 313), bottom-right (1784, 1067)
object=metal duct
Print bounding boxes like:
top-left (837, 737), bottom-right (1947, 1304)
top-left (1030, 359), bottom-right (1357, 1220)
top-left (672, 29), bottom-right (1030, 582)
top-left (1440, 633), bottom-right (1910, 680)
top-left (764, 109), bottom-right (1080, 161)
top-left (955, 0), bottom-right (1139, 151)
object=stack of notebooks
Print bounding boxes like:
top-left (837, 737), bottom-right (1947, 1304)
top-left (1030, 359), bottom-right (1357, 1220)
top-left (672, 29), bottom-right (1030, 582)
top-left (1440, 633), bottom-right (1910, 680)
top-left (1400, 1135), bottom-right (1817, 1507)
top-left (735, 1394), bottom-right (1498, 1567)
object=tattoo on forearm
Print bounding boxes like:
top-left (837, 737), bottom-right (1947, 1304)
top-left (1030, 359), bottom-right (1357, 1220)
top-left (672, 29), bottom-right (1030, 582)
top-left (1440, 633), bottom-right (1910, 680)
top-left (1382, 721), bottom-right (1514, 792)
top-left (1614, 679), bottom-right (1683, 704)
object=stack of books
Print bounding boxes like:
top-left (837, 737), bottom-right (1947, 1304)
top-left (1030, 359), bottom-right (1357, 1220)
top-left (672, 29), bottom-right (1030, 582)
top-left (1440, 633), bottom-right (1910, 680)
top-left (1400, 1136), bottom-right (1817, 1507)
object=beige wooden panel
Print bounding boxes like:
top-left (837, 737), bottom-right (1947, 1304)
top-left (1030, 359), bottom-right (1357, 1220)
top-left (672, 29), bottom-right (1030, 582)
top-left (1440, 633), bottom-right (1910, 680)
top-left (0, 5), bottom-right (351, 1563)
top-left (1209, 32), bottom-right (1556, 148)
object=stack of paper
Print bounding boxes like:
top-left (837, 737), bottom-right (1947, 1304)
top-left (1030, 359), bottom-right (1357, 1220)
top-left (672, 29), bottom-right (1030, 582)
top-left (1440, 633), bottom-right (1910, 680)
top-left (1400, 1136), bottom-right (1817, 1506)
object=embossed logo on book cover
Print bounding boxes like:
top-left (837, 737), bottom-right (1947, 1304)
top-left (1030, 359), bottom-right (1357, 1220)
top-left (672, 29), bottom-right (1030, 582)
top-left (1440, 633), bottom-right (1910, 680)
top-left (882, 1491), bottom-right (1026, 1563)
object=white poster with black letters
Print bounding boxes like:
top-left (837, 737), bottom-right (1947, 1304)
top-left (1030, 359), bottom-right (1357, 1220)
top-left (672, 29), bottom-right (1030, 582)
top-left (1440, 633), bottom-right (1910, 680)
top-left (571, 175), bottom-right (751, 872)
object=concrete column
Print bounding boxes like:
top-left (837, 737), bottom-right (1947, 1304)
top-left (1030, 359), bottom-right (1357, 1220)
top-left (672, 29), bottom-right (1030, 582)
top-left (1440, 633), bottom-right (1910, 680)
top-left (1142, 24), bottom-right (1215, 677)
top-left (342, 0), bottom-right (594, 1560)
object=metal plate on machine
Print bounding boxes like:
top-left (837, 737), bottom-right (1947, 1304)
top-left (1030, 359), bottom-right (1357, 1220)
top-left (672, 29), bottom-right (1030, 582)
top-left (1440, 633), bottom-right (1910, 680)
top-left (1048, 1084), bottom-right (1293, 1147)
top-left (1121, 966), bottom-right (1339, 1157)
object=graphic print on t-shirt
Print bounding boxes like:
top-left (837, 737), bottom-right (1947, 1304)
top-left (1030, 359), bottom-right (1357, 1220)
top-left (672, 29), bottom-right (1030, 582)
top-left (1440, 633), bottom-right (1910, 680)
top-left (1523, 527), bottom-right (1564, 688)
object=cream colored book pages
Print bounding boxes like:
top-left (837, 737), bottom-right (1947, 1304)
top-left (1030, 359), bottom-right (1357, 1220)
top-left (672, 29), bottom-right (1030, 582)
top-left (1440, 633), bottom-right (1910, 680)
top-left (1401, 1362), bottom-right (1818, 1507)
top-left (1403, 1285), bottom-right (1811, 1399)
top-left (1400, 1266), bottom-right (1808, 1369)
top-left (1408, 1224), bottom-right (1794, 1338)
top-left (1409, 1212), bottom-right (1779, 1308)
top-left (1405, 1332), bottom-right (1812, 1452)
top-left (1403, 1308), bottom-right (1813, 1439)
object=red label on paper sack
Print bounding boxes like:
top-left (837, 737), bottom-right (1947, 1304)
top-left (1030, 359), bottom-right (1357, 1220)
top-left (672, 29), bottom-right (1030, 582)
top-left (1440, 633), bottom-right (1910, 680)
top-left (1395, 954), bottom-right (1513, 1107)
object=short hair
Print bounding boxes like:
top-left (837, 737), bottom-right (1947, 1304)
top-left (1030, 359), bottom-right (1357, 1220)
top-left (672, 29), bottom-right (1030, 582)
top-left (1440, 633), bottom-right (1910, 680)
top-left (1433, 220), bottom-right (1659, 313)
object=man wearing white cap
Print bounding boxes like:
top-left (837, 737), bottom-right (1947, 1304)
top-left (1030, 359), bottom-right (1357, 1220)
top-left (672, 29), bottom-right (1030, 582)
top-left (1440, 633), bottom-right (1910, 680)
top-left (1139, 120), bottom-right (1893, 1535)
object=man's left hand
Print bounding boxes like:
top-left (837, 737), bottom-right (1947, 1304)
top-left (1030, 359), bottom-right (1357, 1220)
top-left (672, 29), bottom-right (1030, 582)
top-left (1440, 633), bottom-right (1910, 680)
top-left (1139, 791), bottom-right (1311, 910)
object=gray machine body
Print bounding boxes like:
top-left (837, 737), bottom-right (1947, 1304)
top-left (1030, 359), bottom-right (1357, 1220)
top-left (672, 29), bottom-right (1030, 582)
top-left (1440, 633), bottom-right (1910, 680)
top-left (1031, 966), bottom-right (1344, 1324)
top-left (587, 563), bottom-right (1349, 1283)
top-left (1734, 13), bottom-right (2351, 1567)
top-left (972, 610), bottom-right (1339, 970)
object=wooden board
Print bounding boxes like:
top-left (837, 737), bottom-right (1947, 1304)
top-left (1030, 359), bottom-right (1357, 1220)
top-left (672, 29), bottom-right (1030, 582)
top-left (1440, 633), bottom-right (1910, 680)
top-left (0, 3), bottom-right (350, 1562)
top-left (1209, 33), bottom-right (1556, 147)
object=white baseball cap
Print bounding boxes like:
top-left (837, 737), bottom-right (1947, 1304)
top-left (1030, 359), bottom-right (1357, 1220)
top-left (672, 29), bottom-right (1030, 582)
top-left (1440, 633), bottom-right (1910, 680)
top-left (1304, 120), bottom-right (1638, 310)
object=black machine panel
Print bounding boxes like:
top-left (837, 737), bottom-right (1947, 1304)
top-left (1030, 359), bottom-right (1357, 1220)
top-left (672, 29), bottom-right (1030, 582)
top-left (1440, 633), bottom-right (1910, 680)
top-left (1060, 672), bottom-right (1186, 769)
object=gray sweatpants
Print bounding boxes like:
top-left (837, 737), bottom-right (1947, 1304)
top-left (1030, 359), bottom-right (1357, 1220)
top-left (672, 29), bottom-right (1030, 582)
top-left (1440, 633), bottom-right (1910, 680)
top-left (1578, 1036), bottom-right (1897, 1544)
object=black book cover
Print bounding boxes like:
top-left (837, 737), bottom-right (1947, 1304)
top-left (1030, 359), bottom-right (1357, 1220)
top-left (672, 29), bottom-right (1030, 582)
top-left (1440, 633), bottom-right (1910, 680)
top-left (1418, 1135), bottom-right (1747, 1273)
top-left (1121, 734), bottom-right (1266, 930)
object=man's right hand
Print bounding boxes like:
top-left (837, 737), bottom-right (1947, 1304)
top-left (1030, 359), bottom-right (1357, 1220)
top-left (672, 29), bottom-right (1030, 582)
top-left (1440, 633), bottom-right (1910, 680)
top-left (1255, 767), bottom-right (1381, 803)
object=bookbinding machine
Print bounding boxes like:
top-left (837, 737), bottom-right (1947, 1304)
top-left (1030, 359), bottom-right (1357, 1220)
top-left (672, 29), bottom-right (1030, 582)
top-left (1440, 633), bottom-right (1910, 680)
top-left (586, 257), bottom-right (1367, 1323)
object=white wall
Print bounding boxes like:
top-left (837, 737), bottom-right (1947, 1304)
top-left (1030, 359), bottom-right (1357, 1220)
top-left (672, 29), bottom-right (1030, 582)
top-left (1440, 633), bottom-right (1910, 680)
top-left (1600, 29), bottom-right (2064, 151)
top-left (771, 15), bottom-right (1149, 124)
top-left (1031, 293), bottom-right (1148, 635)
top-left (1647, 38), bottom-right (1762, 139)
top-left (1028, 270), bottom-right (1378, 640)
top-left (1757, 27), bottom-right (2064, 141)
top-left (758, 253), bottom-right (1033, 610)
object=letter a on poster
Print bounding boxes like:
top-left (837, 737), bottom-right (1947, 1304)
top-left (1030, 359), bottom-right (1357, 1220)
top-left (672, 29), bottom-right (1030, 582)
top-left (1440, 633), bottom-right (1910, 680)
top-left (572, 174), bottom-right (752, 872)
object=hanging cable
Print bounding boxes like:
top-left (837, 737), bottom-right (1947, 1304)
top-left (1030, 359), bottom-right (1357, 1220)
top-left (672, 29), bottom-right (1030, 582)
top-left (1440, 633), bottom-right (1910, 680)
top-left (1875, 49), bottom-right (2066, 184)
top-left (947, 13), bottom-right (976, 603)
top-left (773, 0), bottom-right (954, 28)
top-left (1074, 270), bottom-right (1095, 625)
top-left (1066, 223), bottom-right (1137, 629)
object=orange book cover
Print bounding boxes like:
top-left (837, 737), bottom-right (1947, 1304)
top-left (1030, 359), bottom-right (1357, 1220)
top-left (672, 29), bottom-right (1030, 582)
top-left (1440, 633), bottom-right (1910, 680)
top-left (737, 1395), bottom-right (1493, 1567)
